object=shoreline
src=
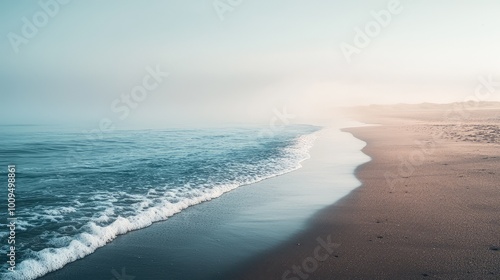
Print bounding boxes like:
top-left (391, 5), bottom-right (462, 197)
top-left (232, 106), bottom-right (500, 279)
top-left (37, 126), bottom-right (368, 280)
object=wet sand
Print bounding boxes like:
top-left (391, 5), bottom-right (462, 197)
top-left (232, 103), bottom-right (500, 279)
top-left (37, 126), bottom-right (368, 280)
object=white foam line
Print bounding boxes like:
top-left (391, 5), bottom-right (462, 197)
top-left (4, 132), bottom-right (320, 280)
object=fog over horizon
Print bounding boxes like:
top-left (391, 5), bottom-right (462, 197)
top-left (1, 0), bottom-right (500, 128)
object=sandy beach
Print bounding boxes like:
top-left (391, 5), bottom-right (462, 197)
top-left (36, 126), bottom-right (368, 280)
top-left (232, 103), bottom-right (500, 279)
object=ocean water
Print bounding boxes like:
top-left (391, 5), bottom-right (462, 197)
top-left (0, 125), bottom-right (320, 280)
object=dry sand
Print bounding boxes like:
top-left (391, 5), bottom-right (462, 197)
top-left (232, 103), bottom-right (500, 280)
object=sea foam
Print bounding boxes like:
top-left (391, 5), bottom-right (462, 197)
top-left (3, 131), bottom-right (318, 280)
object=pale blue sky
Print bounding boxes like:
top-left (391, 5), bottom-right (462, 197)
top-left (1, 0), bottom-right (500, 126)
